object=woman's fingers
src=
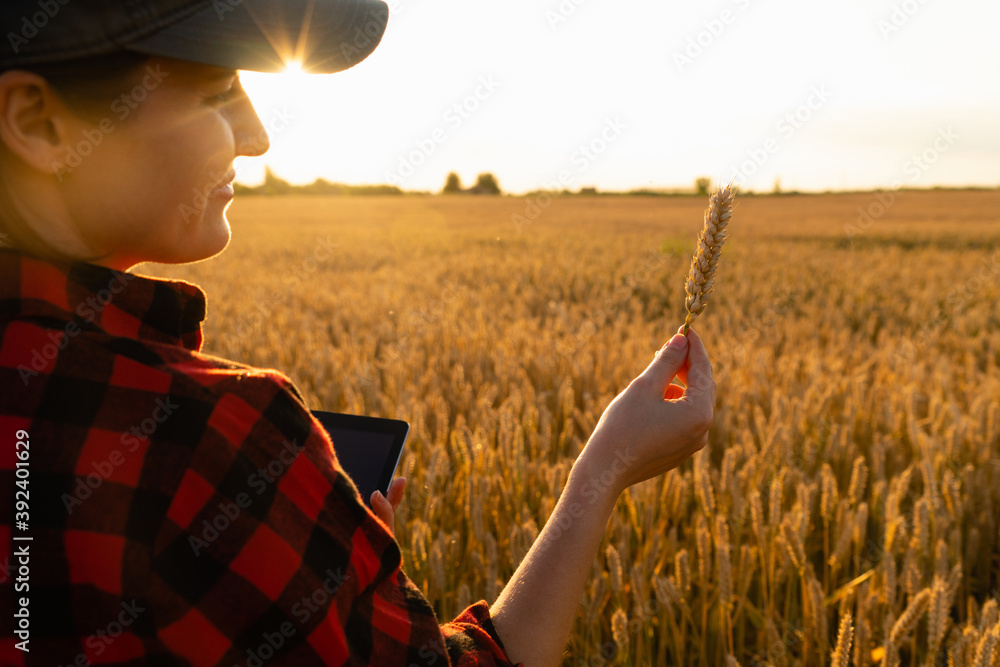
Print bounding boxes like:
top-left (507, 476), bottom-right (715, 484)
top-left (371, 477), bottom-right (407, 536)
top-left (371, 490), bottom-right (392, 532)
top-left (646, 327), bottom-right (712, 405)
top-left (640, 330), bottom-right (689, 389)
top-left (386, 476), bottom-right (406, 512)
top-left (679, 327), bottom-right (715, 405)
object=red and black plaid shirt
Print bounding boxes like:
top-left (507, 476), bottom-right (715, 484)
top-left (0, 248), bottom-right (519, 666)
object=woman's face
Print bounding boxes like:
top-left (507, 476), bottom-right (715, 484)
top-left (50, 57), bottom-right (269, 269)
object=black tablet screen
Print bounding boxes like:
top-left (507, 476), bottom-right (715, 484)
top-left (326, 426), bottom-right (395, 504)
top-left (311, 411), bottom-right (408, 509)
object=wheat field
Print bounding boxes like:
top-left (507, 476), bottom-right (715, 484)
top-left (142, 190), bottom-right (1000, 666)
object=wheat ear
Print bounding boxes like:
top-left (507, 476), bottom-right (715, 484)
top-left (972, 626), bottom-right (999, 667)
top-left (683, 185), bottom-right (735, 334)
top-left (830, 611), bottom-right (854, 667)
top-left (892, 588), bottom-right (932, 643)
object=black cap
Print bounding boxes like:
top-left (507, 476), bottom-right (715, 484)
top-left (1, 0), bottom-right (389, 73)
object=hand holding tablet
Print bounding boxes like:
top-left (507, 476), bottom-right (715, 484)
top-left (311, 410), bottom-right (408, 509)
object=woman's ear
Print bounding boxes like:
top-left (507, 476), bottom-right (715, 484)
top-left (0, 70), bottom-right (75, 175)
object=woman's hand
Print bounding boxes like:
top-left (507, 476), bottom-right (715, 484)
top-left (574, 326), bottom-right (715, 499)
top-left (491, 327), bottom-right (715, 666)
top-left (371, 477), bottom-right (406, 536)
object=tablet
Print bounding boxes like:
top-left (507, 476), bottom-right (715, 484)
top-left (311, 410), bottom-right (408, 509)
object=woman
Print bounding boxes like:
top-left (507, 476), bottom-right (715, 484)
top-left (0, 1), bottom-right (715, 665)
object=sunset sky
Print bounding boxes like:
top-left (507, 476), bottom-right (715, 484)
top-left (236, 0), bottom-right (1000, 195)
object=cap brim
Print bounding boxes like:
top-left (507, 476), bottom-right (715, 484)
top-left (125, 0), bottom-right (388, 73)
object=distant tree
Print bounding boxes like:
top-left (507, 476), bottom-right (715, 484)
top-left (473, 172), bottom-right (501, 195)
top-left (262, 166), bottom-right (293, 195)
top-left (301, 177), bottom-right (340, 195)
top-left (695, 177), bottom-right (711, 196)
top-left (442, 172), bottom-right (462, 194)
top-left (773, 177), bottom-right (782, 194)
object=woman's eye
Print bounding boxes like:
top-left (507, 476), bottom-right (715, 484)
top-left (211, 88), bottom-right (238, 104)
top-left (208, 81), bottom-right (241, 105)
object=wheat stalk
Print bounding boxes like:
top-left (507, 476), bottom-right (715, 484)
top-left (696, 514), bottom-right (712, 580)
top-left (779, 517), bottom-right (806, 573)
top-left (972, 626), bottom-right (999, 667)
top-left (847, 456), bottom-right (868, 506)
top-left (606, 544), bottom-right (623, 595)
top-left (653, 575), bottom-right (675, 611)
top-left (715, 515), bottom-right (734, 611)
top-left (886, 588), bottom-right (932, 656)
top-left (683, 184), bottom-right (735, 334)
top-left (611, 607), bottom-right (630, 651)
top-left (675, 549), bottom-right (691, 594)
top-left (830, 611), bottom-right (854, 667)
top-left (927, 575), bottom-right (950, 658)
top-left (979, 599), bottom-right (999, 633)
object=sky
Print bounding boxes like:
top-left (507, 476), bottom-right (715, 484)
top-left (235, 0), bottom-right (1000, 195)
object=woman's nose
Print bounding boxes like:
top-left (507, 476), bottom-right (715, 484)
top-left (232, 96), bottom-right (270, 158)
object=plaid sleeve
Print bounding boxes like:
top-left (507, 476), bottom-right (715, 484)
top-left (442, 601), bottom-right (523, 667)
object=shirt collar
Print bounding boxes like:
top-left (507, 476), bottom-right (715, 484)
top-left (0, 248), bottom-right (206, 351)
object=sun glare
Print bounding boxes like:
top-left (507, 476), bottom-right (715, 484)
top-left (236, 0), bottom-right (1000, 193)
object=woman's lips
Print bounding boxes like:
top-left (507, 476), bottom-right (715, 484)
top-left (209, 169), bottom-right (237, 199)
top-left (209, 182), bottom-right (235, 199)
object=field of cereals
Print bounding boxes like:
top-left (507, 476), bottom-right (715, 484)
top-left (143, 189), bottom-right (1000, 666)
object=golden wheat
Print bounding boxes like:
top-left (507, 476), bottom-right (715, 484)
top-left (138, 191), bottom-right (1000, 666)
top-left (887, 588), bottom-right (932, 663)
top-left (830, 611), bottom-right (853, 667)
top-left (683, 185), bottom-right (734, 333)
top-left (675, 549), bottom-right (691, 595)
top-left (927, 575), bottom-right (950, 657)
top-left (972, 627), bottom-right (999, 667)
